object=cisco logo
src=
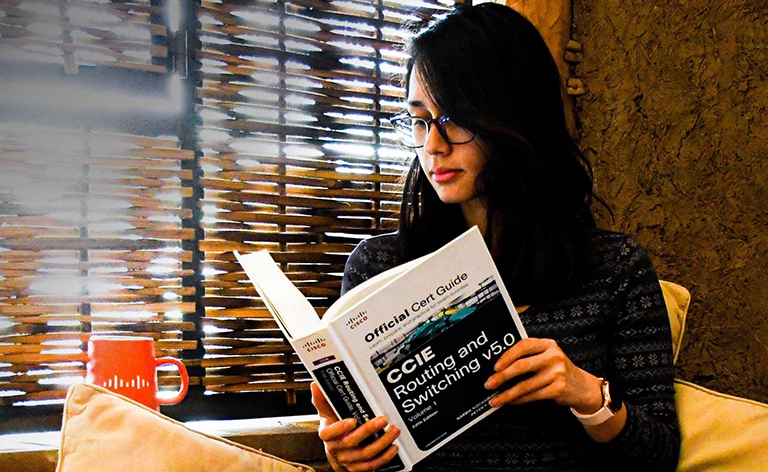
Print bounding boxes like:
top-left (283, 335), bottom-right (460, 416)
top-left (302, 337), bottom-right (327, 352)
top-left (346, 310), bottom-right (368, 329)
top-left (101, 374), bottom-right (151, 390)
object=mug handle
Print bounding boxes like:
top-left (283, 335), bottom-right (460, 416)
top-left (155, 356), bottom-right (189, 405)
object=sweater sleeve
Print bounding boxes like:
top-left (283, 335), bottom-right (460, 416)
top-left (341, 233), bottom-right (399, 295)
top-left (594, 236), bottom-right (681, 471)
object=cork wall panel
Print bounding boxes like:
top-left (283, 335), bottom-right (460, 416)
top-left (572, 0), bottom-right (768, 401)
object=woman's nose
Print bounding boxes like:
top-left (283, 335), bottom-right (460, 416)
top-left (423, 122), bottom-right (450, 155)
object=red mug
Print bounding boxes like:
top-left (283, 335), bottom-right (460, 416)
top-left (86, 335), bottom-right (189, 410)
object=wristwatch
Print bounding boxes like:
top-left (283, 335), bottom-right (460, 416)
top-left (571, 378), bottom-right (623, 426)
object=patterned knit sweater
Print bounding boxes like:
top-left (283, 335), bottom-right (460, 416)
top-left (341, 230), bottom-right (680, 472)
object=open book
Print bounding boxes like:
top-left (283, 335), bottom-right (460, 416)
top-left (235, 226), bottom-right (527, 472)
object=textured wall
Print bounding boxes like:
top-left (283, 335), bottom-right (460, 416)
top-left (572, 0), bottom-right (768, 401)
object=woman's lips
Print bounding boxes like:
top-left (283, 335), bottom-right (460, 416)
top-left (430, 168), bottom-right (461, 183)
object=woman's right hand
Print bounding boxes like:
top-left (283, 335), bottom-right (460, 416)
top-left (311, 382), bottom-right (401, 472)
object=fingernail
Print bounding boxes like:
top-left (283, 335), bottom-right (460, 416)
top-left (374, 417), bottom-right (388, 428)
top-left (344, 418), bottom-right (356, 428)
top-left (485, 378), bottom-right (497, 390)
top-left (489, 396), bottom-right (499, 408)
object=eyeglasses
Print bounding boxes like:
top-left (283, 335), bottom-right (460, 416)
top-left (389, 113), bottom-right (476, 149)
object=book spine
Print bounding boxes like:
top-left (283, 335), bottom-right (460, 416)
top-left (294, 329), bottom-right (410, 472)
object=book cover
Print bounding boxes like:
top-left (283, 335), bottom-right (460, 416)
top-left (235, 226), bottom-right (527, 471)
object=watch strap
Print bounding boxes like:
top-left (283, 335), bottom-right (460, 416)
top-left (570, 378), bottom-right (619, 426)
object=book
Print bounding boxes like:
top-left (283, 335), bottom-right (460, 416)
top-left (234, 226), bottom-right (527, 472)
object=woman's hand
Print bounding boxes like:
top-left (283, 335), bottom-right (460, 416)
top-left (483, 338), bottom-right (626, 442)
top-left (311, 382), bottom-right (401, 472)
top-left (484, 337), bottom-right (600, 410)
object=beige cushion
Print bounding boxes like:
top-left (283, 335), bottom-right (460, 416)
top-left (661, 281), bottom-right (768, 470)
top-left (659, 279), bottom-right (690, 364)
top-left (675, 379), bottom-right (768, 471)
top-left (56, 383), bottom-right (315, 472)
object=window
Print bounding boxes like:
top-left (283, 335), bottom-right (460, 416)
top-left (0, 0), bottom-right (462, 430)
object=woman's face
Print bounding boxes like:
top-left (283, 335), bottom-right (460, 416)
top-left (406, 71), bottom-right (487, 219)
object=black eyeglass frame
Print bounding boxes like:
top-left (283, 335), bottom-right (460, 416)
top-left (389, 113), bottom-right (476, 149)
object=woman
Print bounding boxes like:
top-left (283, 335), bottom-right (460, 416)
top-left (312, 4), bottom-right (680, 471)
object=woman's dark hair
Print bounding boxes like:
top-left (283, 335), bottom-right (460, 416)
top-left (398, 3), bottom-right (601, 305)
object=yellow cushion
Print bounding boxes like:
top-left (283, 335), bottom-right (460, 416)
top-left (56, 383), bottom-right (315, 472)
top-left (675, 379), bottom-right (768, 471)
top-left (659, 280), bottom-right (690, 364)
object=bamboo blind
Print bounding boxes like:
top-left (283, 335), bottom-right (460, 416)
top-left (0, 123), bottom-right (195, 405)
top-left (196, 0), bottom-right (454, 398)
top-left (0, 0), bottom-right (169, 74)
top-left (0, 0), bottom-right (460, 409)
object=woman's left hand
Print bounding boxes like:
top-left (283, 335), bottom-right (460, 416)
top-left (485, 337), bottom-right (628, 442)
top-left (484, 337), bottom-right (602, 413)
